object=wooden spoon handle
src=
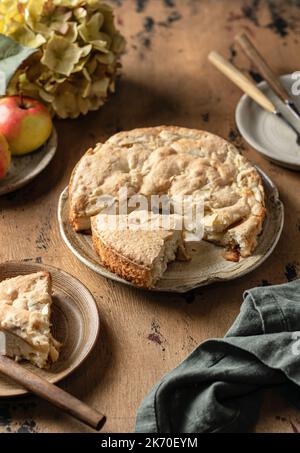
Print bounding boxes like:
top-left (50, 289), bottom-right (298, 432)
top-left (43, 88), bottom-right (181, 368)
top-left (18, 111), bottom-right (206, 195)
top-left (0, 355), bottom-right (106, 431)
top-left (208, 51), bottom-right (275, 113)
top-left (235, 32), bottom-right (289, 103)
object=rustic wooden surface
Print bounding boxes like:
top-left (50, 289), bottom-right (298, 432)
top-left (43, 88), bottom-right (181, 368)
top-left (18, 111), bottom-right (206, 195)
top-left (0, 0), bottom-right (300, 433)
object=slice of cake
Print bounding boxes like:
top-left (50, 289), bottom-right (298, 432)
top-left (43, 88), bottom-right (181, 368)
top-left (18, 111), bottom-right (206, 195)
top-left (0, 272), bottom-right (61, 369)
top-left (91, 211), bottom-right (189, 288)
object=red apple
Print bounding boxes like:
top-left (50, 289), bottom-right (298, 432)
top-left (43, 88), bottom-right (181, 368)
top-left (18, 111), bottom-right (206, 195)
top-left (0, 96), bottom-right (53, 155)
top-left (0, 133), bottom-right (11, 180)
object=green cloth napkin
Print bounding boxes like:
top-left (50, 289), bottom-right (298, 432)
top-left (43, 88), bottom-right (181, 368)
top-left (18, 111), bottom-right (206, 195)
top-left (136, 280), bottom-right (300, 433)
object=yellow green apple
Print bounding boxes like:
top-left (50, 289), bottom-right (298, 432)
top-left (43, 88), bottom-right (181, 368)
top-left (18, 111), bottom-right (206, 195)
top-left (0, 96), bottom-right (53, 155)
top-left (0, 133), bottom-right (11, 180)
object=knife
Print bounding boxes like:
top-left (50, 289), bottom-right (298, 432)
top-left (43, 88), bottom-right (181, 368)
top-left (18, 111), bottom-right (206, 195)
top-left (235, 32), bottom-right (300, 121)
top-left (208, 51), bottom-right (300, 146)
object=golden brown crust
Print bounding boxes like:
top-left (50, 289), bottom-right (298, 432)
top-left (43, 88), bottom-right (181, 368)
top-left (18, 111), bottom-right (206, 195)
top-left (92, 226), bottom-right (152, 288)
top-left (68, 145), bottom-right (103, 231)
top-left (90, 212), bottom-right (186, 287)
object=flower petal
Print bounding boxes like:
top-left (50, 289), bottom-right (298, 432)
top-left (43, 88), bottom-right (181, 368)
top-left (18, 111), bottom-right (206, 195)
top-left (78, 12), bottom-right (104, 42)
top-left (10, 24), bottom-right (45, 48)
top-left (41, 34), bottom-right (82, 76)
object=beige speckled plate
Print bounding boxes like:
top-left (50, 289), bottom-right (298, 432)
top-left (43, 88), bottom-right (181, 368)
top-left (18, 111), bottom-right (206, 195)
top-left (0, 128), bottom-right (57, 196)
top-left (0, 261), bottom-right (99, 397)
top-left (58, 168), bottom-right (283, 293)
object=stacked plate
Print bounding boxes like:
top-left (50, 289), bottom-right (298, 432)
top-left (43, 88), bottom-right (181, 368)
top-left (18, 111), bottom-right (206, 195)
top-left (236, 74), bottom-right (300, 170)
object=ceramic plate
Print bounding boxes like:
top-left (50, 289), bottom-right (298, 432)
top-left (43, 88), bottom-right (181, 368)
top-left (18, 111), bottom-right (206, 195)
top-left (0, 261), bottom-right (99, 397)
top-left (58, 168), bottom-right (283, 293)
top-left (236, 74), bottom-right (300, 170)
top-left (0, 128), bottom-right (57, 196)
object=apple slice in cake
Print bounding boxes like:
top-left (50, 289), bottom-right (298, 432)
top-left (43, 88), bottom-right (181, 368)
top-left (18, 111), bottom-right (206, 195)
top-left (0, 272), bottom-right (60, 369)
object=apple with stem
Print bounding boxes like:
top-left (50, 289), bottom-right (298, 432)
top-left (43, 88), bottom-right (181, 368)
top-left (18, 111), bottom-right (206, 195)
top-left (0, 96), bottom-right (53, 155)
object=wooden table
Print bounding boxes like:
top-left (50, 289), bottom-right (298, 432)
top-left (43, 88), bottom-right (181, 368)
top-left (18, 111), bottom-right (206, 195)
top-left (0, 0), bottom-right (300, 433)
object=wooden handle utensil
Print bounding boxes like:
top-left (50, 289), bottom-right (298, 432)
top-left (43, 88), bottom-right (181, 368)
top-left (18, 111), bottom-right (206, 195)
top-left (235, 32), bottom-right (289, 104)
top-left (235, 32), bottom-right (300, 120)
top-left (208, 50), bottom-right (300, 146)
top-left (0, 355), bottom-right (106, 431)
top-left (208, 51), bottom-right (275, 112)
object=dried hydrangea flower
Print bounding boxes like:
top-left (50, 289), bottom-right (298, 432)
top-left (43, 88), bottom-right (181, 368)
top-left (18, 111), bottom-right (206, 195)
top-left (0, 0), bottom-right (126, 118)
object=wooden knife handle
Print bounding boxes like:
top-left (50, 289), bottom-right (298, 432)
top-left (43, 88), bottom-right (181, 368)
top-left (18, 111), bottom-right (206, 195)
top-left (0, 355), bottom-right (106, 431)
top-left (235, 32), bottom-right (289, 103)
top-left (208, 51), bottom-right (275, 113)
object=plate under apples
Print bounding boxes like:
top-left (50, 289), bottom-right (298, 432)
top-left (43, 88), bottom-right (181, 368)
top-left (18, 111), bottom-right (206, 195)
top-left (0, 96), bottom-right (57, 195)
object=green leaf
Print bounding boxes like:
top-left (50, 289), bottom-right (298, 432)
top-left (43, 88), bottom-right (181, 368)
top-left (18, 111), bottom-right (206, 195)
top-left (0, 33), bottom-right (37, 95)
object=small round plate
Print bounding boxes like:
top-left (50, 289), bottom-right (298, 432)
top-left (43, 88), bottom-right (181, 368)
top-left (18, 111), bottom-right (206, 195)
top-left (0, 128), bottom-right (57, 196)
top-left (58, 168), bottom-right (284, 293)
top-left (0, 261), bottom-right (99, 397)
top-left (236, 74), bottom-right (300, 170)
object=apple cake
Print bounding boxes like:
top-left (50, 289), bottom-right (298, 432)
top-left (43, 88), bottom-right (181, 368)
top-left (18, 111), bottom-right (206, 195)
top-left (69, 126), bottom-right (266, 260)
top-left (0, 272), bottom-right (60, 369)
top-left (91, 211), bottom-right (189, 288)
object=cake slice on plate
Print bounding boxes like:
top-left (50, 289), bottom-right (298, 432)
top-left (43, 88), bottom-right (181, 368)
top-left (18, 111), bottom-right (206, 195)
top-left (0, 272), bottom-right (61, 369)
top-left (91, 211), bottom-right (189, 289)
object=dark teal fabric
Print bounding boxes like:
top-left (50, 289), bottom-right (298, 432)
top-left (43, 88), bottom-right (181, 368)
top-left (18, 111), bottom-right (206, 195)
top-left (135, 280), bottom-right (300, 433)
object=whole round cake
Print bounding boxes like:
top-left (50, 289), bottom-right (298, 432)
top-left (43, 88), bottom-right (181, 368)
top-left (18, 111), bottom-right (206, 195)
top-left (69, 126), bottom-right (266, 260)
